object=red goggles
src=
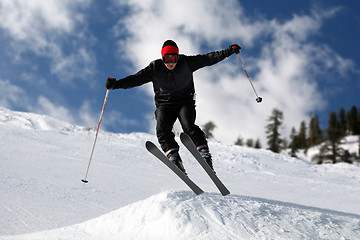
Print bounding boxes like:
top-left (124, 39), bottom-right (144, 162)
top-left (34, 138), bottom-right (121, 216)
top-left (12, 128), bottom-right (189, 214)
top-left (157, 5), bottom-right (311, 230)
top-left (162, 54), bottom-right (179, 64)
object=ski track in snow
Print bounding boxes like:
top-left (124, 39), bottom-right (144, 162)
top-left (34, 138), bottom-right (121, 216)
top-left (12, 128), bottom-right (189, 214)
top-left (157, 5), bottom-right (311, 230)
top-left (1, 107), bottom-right (360, 239)
top-left (1, 191), bottom-right (360, 240)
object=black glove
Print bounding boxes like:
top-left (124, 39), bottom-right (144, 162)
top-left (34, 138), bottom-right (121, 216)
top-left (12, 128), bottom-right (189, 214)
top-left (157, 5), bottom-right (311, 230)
top-left (229, 44), bottom-right (241, 54)
top-left (106, 77), bottom-right (116, 89)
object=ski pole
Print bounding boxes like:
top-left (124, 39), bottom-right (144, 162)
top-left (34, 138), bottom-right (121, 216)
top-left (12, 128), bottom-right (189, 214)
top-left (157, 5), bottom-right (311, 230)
top-left (236, 53), bottom-right (262, 103)
top-left (82, 88), bottom-right (110, 186)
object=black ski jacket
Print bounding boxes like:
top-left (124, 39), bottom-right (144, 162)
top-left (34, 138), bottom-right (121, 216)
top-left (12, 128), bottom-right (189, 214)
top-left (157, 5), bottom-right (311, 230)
top-left (114, 48), bottom-right (233, 106)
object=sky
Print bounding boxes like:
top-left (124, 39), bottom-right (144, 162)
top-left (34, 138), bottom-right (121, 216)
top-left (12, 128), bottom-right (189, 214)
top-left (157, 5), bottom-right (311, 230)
top-left (0, 0), bottom-right (359, 146)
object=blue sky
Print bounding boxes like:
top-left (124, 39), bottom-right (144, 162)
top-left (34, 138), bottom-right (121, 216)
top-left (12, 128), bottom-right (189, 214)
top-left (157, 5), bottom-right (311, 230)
top-left (0, 0), bottom-right (359, 145)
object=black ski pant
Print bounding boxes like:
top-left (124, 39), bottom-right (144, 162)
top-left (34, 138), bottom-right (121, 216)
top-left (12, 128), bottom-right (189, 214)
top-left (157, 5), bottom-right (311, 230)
top-left (155, 102), bottom-right (207, 153)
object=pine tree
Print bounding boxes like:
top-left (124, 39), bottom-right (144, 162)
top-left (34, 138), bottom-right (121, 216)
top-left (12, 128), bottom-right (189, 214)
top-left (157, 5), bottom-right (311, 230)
top-left (246, 139), bottom-right (254, 147)
top-left (326, 112), bottom-right (345, 163)
top-left (288, 121), bottom-right (307, 157)
top-left (308, 115), bottom-right (323, 147)
top-left (298, 121), bottom-right (308, 150)
top-left (312, 112), bottom-right (339, 163)
top-left (254, 139), bottom-right (262, 149)
top-left (338, 108), bottom-right (347, 136)
top-left (326, 112), bottom-right (342, 162)
top-left (234, 136), bottom-right (244, 146)
top-left (358, 135), bottom-right (360, 158)
top-left (346, 106), bottom-right (360, 135)
top-left (202, 121), bottom-right (216, 139)
top-left (266, 108), bottom-right (284, 153)
top-left (289, 127), bottom-right (299, 157)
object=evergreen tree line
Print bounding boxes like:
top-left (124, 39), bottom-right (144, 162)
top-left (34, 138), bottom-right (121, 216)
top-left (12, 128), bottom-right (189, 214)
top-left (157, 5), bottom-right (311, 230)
top-left (201, 121), bottom-right (262, 149)
top-left (201, 105), bottom-right (360, 164)
top-left (265, 106), bottom-right (360, 164)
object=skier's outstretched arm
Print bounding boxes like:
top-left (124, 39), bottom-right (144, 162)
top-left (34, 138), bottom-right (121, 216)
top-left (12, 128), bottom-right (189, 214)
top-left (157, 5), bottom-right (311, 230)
top-left (106, 62), bottom-right (154, 90)
top-left (188, 44), bottom-right (241, 72)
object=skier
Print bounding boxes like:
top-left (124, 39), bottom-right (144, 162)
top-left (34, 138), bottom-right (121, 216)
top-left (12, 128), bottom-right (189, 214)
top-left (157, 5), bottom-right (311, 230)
top-left (106, 40), bottom-right (240, 174)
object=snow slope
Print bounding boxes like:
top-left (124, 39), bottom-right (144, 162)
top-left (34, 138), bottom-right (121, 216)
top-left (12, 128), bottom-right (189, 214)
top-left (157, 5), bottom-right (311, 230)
top-left (2, 191), bottom-right (360, 240)
top-left (1, 107), bottom-right (359, 239)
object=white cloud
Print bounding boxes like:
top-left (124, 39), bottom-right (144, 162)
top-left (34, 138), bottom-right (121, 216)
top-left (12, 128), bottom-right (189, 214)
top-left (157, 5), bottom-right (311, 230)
top-left (76, 100), bottom-right (140, 130)
top-left (102, 110), bottom-right (140, 132)
top-left (113, 0), bottom-right (265, 67)
top-left (111, 0), bottom-right (356, 146)
top-left (0, 0), bottom-right (91, 44)
top-left (51, 47), bottom-right (97, 85)
top-left (0, 0), bottom-right (95, 84)
top-left (0, 0), bottom-right (101, 130)
top-left (0, 78), bottom-right (27, 108)
top-left (28, 96), bottom-right (132, 131)
top-left (77, 100), bottom-right (98, 128)
top-left (69, 97), bottom-right (141, 131)
top-left (33, 96), bottom-right (76, 124)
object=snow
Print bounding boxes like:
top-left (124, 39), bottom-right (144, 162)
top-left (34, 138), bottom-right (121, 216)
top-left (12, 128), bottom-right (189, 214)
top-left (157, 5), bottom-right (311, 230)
top-left (297, 135), bottom-right (359, 164)
top-left (0, 107), bottom-right (359, 239)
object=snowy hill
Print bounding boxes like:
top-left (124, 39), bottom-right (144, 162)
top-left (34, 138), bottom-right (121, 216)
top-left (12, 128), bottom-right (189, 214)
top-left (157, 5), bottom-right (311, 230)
top-left (1, 107), bottom-right (360, 239)
top-left (2, 191), bottom-right (360, 240)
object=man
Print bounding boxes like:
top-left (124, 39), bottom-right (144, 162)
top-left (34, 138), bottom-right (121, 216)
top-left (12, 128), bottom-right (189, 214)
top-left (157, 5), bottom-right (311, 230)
top-left (106, 40), bottom-right (240, 174)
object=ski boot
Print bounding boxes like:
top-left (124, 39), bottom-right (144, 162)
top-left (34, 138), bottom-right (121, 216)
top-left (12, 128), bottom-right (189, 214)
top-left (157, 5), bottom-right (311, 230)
top-left (166, 148), bottom-right (187, 175)
top-left (198, 145), bottom-right (216, 174)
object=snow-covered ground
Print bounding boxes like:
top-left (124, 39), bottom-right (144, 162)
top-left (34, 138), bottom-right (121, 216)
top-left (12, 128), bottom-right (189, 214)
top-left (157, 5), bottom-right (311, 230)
top-left (1, 107), bottom-right (359, 239)
top-left (296, 135), bottom-right (359, 164)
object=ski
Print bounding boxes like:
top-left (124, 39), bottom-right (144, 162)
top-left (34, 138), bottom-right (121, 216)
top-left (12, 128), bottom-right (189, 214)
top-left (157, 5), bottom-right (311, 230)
top-left (145, 141), bottom-right (204, 196)
top-left (180, 133), bottom-right (230, 196)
